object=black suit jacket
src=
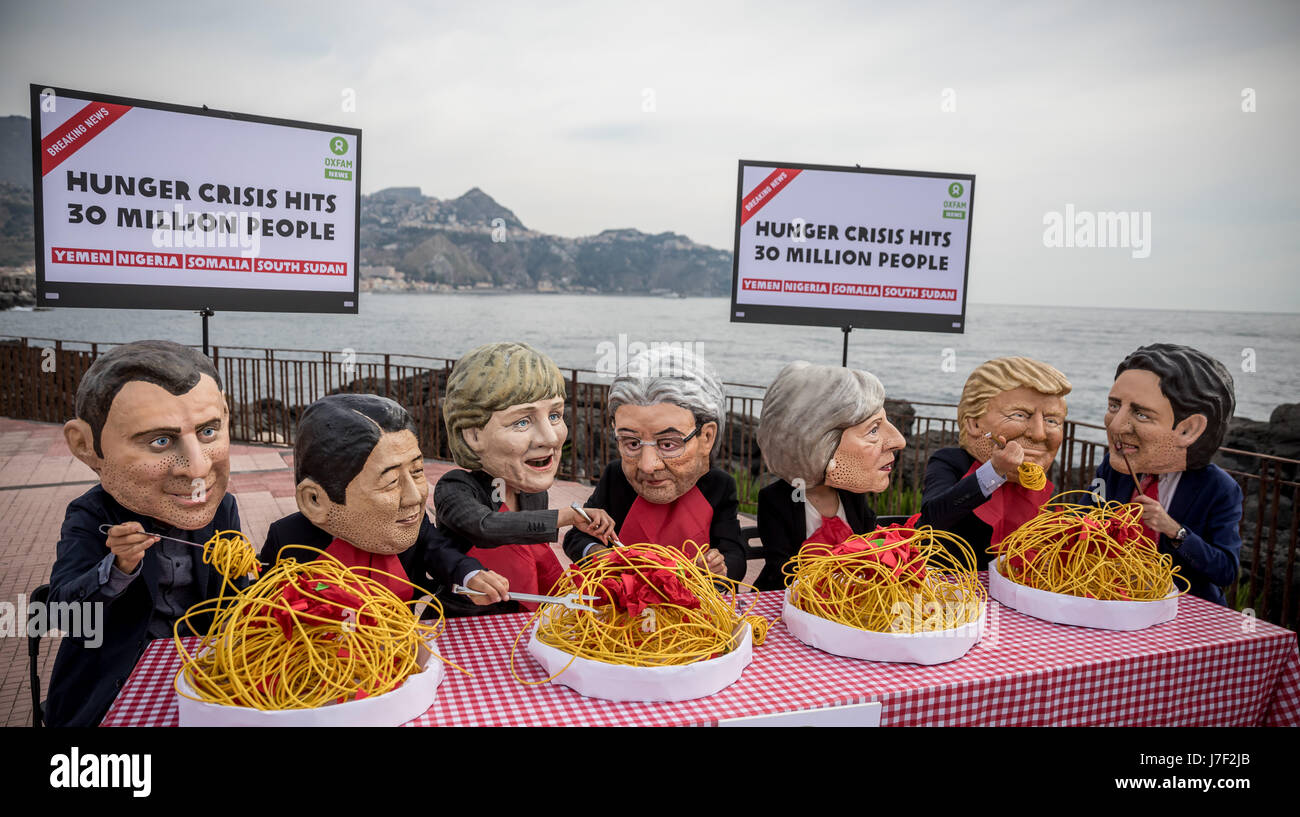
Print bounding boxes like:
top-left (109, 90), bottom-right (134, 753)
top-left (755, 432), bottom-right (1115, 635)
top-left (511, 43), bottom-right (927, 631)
top-left (46, 485), bottom-right (243, 727)
top-left (432, 467), bottom-right (559, 617)
top-left (753, 479), bottom-right (877, 591)
top-left (919, 447), bottom-right (997, 567)
top-left (261, 511), bottom-right (479, 613)
top-left (562, 461), bottom-right (747, 581)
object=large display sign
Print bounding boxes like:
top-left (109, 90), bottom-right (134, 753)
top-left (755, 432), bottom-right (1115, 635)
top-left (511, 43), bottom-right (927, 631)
top-left (30, 84), bottom-right (361, 313)
top-left (730, 160), bottom-right (975, 334)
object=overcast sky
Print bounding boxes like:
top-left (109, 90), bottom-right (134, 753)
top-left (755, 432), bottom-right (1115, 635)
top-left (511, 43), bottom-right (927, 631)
top-left (2, 0), bottom-right (1297, 311)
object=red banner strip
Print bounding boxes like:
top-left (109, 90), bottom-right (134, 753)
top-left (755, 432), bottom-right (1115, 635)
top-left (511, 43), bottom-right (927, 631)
top-left (41, 101), bottom-right (133, 177)
top-left (50, 247), bottom-right (114, 266)
top-left (742, 278), bottom-right (958, 300)
top-left (115, 250), bottom-right (184, 269)
top-left (739, 167), bottom-right (802, 225)
top-left (253, 258), bottom-right (347, 275)
top-left (49, 246), bottom-right (348, 277)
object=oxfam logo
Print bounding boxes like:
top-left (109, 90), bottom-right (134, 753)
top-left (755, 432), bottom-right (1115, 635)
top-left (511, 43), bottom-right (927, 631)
top-left (947, 182), bottom-right (964, 198)
top-left (329, 136), bottom-right (349, 155)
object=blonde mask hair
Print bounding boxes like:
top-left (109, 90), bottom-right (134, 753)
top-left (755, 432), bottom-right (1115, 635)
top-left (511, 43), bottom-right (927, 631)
top-left (443, 342), bottom-right (566, 470)
top-left (957, 357), bottom-right (1072, 451)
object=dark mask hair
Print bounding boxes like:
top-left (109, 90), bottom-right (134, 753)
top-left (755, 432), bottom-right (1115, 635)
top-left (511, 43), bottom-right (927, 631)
top-left (295, 394), bottom-right (416, 504)
top-left (75, 340), bottom-right (222, 458)
top-left (1114, 343), bottom-right (1235, 470)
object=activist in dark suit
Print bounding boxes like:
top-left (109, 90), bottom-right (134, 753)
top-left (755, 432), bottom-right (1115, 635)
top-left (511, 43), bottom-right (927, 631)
top-left (754, 479), bottom-right (877, 591)
top-left (436, 342), bottom-right (614, 616)
top-left (563, 347), bottom-right (747, 581)
top-left (260, 510), bottom-right (469, 615)
top-left (47, 340), bottom-right (246, 727)
top-left (1096, 343), bottom-right (1242, 605)
top-left (752, 361), bottom-right (904, 591)
top-left (260, 393), bottom-right (507, 610)
top-left (918, 357), bottom-right (1072, 567)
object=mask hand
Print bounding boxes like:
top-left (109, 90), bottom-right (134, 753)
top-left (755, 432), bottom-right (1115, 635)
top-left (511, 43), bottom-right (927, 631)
top-left (466, 570), bottom-right (510, 605)
top-left (694, 546), bottom-right (726, 576)
top-left (989, 435), bottom-right (1025, 481)
top-left (105, 521), bottom-right (161, 574)
top-left (1133, 495), bottom-right (1180, 538)
top-left (570, 507), bottom-right (615, 543)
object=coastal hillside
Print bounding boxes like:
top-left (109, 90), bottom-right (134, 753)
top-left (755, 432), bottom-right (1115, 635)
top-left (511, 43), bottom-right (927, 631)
top-left (0, 117), bottom-right (732, 296)
top-left (360, 185), bottom-right (731, 295)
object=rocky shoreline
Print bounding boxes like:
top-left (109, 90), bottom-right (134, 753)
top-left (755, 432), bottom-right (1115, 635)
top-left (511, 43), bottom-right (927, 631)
top-left (0, 267), bottom-right (34, 310)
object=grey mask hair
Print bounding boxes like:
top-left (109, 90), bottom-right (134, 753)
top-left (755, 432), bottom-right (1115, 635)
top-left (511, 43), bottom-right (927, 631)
top-left (608, 346), bottom-right (726, 454)
top-left (756, 361), bottom-right (886, 487)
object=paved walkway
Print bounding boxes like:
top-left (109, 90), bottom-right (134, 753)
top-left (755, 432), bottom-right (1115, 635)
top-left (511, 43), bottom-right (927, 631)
top-left (0, 417), bottom-right (758, 727)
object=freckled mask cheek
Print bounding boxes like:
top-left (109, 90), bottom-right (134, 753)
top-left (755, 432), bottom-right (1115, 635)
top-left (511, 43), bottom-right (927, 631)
top-left (323, 498), bottom-right (418, 555)
top-left (1132, 434), bottom-right (1188, 475)
top-left (824, 445), bottom-right (882, 494)
top-left (98, 456), bottom-right (221, 530)
top-left (964, 432), bottom-right (997, 463)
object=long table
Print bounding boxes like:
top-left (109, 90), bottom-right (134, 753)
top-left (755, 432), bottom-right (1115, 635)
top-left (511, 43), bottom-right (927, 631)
top-left (101, 587), bottom-right (1300, 727)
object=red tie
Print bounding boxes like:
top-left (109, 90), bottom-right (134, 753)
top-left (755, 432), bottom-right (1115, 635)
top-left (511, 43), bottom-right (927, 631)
top-left (1134, 475), bottom-right (1161, 544)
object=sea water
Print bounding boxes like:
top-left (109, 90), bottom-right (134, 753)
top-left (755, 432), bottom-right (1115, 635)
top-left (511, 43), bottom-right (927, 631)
top-left (1, 294), bottom-right (1295, 429)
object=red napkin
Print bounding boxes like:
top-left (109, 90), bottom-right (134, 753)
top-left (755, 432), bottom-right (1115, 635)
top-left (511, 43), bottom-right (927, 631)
top-left (802, 515), bottom-right (854, 549)
top-left (269, 575), bottom-right (376, 640)
top-left (580, 547), bottom-right (701, 616)
top-left (803, 514), bottom-right (929, 586)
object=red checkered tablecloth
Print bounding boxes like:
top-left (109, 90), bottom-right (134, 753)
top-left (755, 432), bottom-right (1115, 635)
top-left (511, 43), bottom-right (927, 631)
top-left (101, 584), bottom-right (1300, 727)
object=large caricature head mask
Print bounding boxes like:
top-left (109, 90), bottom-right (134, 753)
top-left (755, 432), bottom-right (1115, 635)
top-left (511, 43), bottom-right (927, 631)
top-left (757, 361), bottom-right (903, 494)
top-left (607, 347), bottom-right (724, 505)
top-left (64, 340), bottom-right (230, 531)
top-left (294, 394), bottom-right (427, 555)
top-left (443, 342), bottom-right (568, 496)
top-left (1105, 344), bottom-right (1234, 475)
top-left (958, 357), bottom-right (1072, 469)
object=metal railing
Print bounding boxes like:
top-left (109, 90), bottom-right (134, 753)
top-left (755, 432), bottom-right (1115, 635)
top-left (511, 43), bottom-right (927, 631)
top-left (2, 335), bottom-right (1295, 628)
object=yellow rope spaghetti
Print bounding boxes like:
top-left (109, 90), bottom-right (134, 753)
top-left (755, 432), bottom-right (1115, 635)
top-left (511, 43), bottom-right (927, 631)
top-left (201, 529), bottom-right (260, 585)
top-left (991, 490), bottom-right (1189, 601)
top-left (1017, 462), bottom-right (1047, 491)
top-left (174, 545), bottom-right (460, 710)
top-left (510, 541), bottom-right (769, 685)
top-left (785, 526), bottom-right (985, 633)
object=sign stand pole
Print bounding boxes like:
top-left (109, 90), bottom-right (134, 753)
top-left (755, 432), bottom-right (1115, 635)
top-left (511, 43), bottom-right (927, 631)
top-left (198, 308), bottom-right (214, 357)
top-left (841, 325), bottom-right (852, 367)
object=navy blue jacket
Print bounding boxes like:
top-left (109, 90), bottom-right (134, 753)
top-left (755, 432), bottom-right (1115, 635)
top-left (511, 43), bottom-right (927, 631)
top-left (45, 485), bottom-right (242, 727)
top-left (1094, 453), bottom-right (1243, 605)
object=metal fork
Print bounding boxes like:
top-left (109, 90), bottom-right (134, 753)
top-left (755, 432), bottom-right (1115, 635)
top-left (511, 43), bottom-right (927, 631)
top-left (452, 584), bottom-right (600, 613)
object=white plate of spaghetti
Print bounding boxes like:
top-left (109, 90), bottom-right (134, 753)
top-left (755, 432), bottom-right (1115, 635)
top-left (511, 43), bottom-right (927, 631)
top-left (781, 524), bottom-right (986, 665)
top-left (988, 492), bottom-right (1185, 631)
top-left (512, 541), bottom-right (770, 702)
top-left (173, 546), bottom-right (452, 726)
